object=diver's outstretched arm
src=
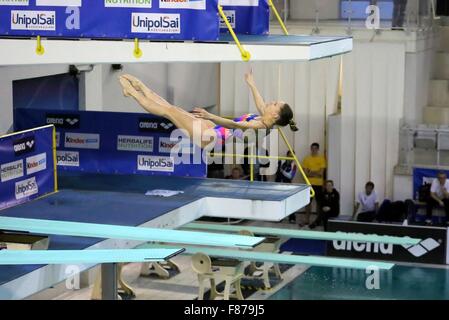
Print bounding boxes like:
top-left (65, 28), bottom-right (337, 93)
top-left (192, 108), bottom-right (266, 130)
top-left (245, 70), bottom-right (267, 116)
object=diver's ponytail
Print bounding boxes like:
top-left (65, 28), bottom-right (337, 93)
top-left (289, 119), bottom-right (299, 132)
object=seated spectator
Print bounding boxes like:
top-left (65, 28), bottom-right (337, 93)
top-left (426, 172), bottom-right (449, 225)
top-left (276, 151), bottom-right (298, 183)
top-left (226, 167), bottom-right (244, 180)
top-left (310, 180), bottom-right (340, 230)
top-left (353, 181), bottom-right (379, 222)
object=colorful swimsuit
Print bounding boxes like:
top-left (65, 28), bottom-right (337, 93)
top-left (214, 113), bottom-right (259, 145)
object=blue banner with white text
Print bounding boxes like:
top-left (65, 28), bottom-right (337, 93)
top-left (220, 0), bottom-right (269, 35)
top-left (0, 125), bottom-right (56, 211)
top-left (14, 109), bottom-right (207, 178)
top-left (0, 0), bottom-right (220, 41)
top-left (413, 168), bottom-right (449, 200)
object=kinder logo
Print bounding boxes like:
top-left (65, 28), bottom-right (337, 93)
top-left (46, 114), bottom-right (80, 129)
top-left (105, 0), bottom-right (151, 8)
top-left (159, 0), bottom-right (206, 10)
top-left (13, 136), bottom-right (35, 156)
top-left (117, 135), bottom-right (154, 152)
top-left (26, 153), bottom-right (47, 175)
top-left (132, 13), bottom-right (180, 34)
top-left (0, 160), bottom-right (24, 182)
top-left (11, 10), bottom-right (56, 31)
top-left (220, 10), bottom-right (235, 28)
top-left (64, 133), bottom-right (100, 149)
top-left (0, 0), bottom-right (29, 5)
top-left (56, 151), bottom-right (79, 167)
top-left (219, 0), bottom-right (258, 6)
top-left (159, 137), bottom-right (192, 154)
top-left (15, 177), bottom-right (39, 200)
top-left (137, 155), bottom-right (174, 172)
top-left (139, 118), bottom-right (175, 132)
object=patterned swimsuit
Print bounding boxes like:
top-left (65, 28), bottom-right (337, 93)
top-left (214, 113), bottom-right (259, 145)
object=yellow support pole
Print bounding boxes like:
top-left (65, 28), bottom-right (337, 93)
top-left (52, 126), bottom-right (58, 192)
top-left (35, 36), bottom-right (45, 55)
top-left (218, 5), bottom-right (251, 62)
top-left (250, 145), bottom-right (254, 182)
top-left (278, 128), bottom-right (315, 198)
top-left (268, 0), bottom-right (289, 35)
top-left (134, 38), bottom-right (143, 59)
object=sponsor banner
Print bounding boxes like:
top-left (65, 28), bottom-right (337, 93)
top-left (14, 109), bottom-right (206, 177)
top-left (1, 160), bottom-right (24, 183)
top-left (159, 137), bottom-right (193, 154)
top-left (64, 132), bottom-right (100, 149)
top-left (117, 135), bottom-right (154, 152)
top-left (0, 1), bottom-right (219, 41)
top-left (413, 168), bottom-right (449, 200)
top-left (56, 151), bottom-right (80, 167)
top-left (0, 125), bottom-right (56, 210)
top-left (26, 152), bottom-right (47, 175)
top-left (138, 155), bottom-right (175, 172)
top-left (159, 0), bottom-right (206, 10)
top-left (327, 220), bottom-right (448, 265)
top-left (220, 0), bottom-right (269, 35)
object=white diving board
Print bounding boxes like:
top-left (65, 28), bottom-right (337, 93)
top-left (0, 35), bottom-right (352, 66)
top-left (0, 248), bottom-right (184, 265)
top-left (0, 217), bottom-right (264, 248)
top-left (139, 244), bottom-right (395, 270)
top-left (182, 223), bottom-right (421, 246)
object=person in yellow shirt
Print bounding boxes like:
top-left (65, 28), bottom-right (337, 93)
top-left (302, 143), bottom-right (327, 226)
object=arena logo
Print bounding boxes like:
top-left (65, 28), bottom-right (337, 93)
top-left (11, 10), bottom-right (56, 31)
top-left (0, 0), bottom-right (29, 5)
top-left (56, 151), bottom-right (79, 167)
top-left (333, 236), bottom-right (441, 257)
top-left (0, 159), bottom-right (24, 183)
top-left (220, 10), bottom-right (235, 28)
top-left (131, 13), bottom-right (181, 34)
top-left (159, 0), bottom-right (206, 10)
top-left (159, 137), bottom-right (193, 154)
top-left (105, 0), bottom-right (151, 8)
top-left (137, 155), bottom-right (174, 172)
top-left (64, 133), bottom-right (100, 149)
top-left (26, 152), bottom-right (47, 175)
top-left (117, 135), bottom-right (154, 152)
top-left (139, 118), bottom-right (175, 133)
top-left (15, 177), bottom-right (39, 200)
top-left (13, 135), bottom-right (35, 156)
top-left (46, 114), bottom-right (80, 129)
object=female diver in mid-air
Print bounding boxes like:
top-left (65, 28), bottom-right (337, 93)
top-left (119, 71), bottom-right (298, 149)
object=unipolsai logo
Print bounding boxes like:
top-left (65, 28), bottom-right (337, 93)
top-left (13, 135), bottom-right (35, 156)
top-left (137, 155), bottom-right (174, 172)
top-left (220, 10), bottom-right (235, 28)
top-left (26, 152), bottom-right (47, 175)
top-left (56, 151), bottom-right (79, 167)
top-left (11, 10), bottom-right (56, 31)
top-left (132, 13), bottom-right (180, 34)
top-left (159, 0), bottom-right (205, 10)
top-left (15, 177), bottom-right (39, 200)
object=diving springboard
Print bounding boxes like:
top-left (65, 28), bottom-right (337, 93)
top-left (0, 217), bottom-right (264, 248)
top-left (138, 244), bottom-right (395, 270)
top-left (182, 223), bottom-right (421, 246)
top-left (0, 249), bottom-right (184, 265)
top-left (0, 35), bottom-right (352, 66)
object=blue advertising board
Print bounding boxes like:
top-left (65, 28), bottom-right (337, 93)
top-left (220, 0), bottom-right (269, 35)
top-left (413, 167), bottom-right (449, 200)
top-left (0, 125), bottom-right (56, 211)
top-left (0, 0), bottom-right (220, 41)
top-left (14, 109), bottom-right (207, 178)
